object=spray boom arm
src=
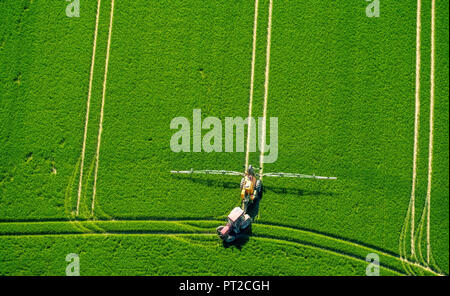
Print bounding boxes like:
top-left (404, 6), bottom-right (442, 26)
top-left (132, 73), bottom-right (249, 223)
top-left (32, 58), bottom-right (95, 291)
top-left (170, 169), bottom-right (336, 180)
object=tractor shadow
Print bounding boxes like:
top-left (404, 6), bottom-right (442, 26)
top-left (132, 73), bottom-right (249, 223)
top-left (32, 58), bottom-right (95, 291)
top-left (172, 175), bottom-right (237, 189)
top-left (172, 175), bottom-right (334, 197)
top-left (222, 226), bottom-right (251, 250)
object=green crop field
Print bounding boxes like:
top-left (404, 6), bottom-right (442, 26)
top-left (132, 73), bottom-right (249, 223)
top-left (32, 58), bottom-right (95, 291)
top-left (0, 0), bottom-right (448, 276)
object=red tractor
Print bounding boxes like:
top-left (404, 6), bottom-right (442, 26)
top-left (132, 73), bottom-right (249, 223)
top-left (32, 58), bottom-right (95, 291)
top-left (216, 207), bottom-right (252, 243)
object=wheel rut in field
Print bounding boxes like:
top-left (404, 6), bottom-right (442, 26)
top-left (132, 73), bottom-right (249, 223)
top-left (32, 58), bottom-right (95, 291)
top-left (0, 228), bottom-right (404, 275)
top-left (0, 219), bottom-right (443, 275)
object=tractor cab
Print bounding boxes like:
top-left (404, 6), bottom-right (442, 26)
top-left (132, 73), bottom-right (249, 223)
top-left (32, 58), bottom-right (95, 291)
top-left (228, 207), bottom-right (245, 232)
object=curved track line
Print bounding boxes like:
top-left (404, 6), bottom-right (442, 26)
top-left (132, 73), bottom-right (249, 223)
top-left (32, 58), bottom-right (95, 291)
top-left (245, 0), bottom-right (259, 170)
top-left (0, 219), bottom-right (443, 275)
top-left (417, 202), bottom-right (428, 266)
top-left (0, 231), bottom-right (403, 275)
top-left (0, 217), bottom-right (222, 224)
top-left (92, 0), bottom-right (115, 214)
top-left (252, 236), bottom-right (404, 275)
top-left (0, 218), bottom-right (429, 259)
top-left (399, 199), bottom-right (416, 275)
top-left (402, 0), bottom-right (442, 275)
top-left (256, 223), bottom-right (441, 276)
top-left (77, 0), bottom-right (102, 216)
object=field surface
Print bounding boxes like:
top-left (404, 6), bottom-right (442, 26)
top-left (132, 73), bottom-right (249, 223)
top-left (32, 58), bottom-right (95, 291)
top-left (0, 0), bottom-right (448, 275)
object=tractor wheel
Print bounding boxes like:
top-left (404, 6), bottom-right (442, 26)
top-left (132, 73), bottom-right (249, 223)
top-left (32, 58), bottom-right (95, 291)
top-left (241, 214), bottom-right (252, 230)
top-left (224, 234), bottom-right (236, 243)
top-left (216, 226), bottom-right (224, 234)
top-left (255, 180), bottom-right (263, 200)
